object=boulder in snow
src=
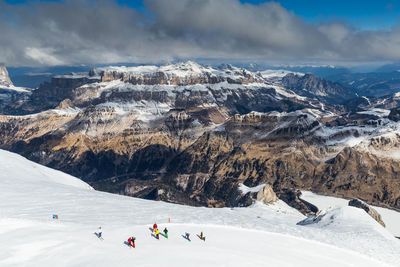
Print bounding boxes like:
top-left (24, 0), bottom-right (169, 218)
top-left (256, 184), bottom-right (278, 204)
top-left (232, 183), bottom-right (278, 207)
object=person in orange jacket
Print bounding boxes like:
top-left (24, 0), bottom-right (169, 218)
top-left (200, 231), bottom-right (206, 241)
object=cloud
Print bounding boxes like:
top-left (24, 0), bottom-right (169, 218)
top-left (25, 47), bottom-right (64, 65)
top-left (0, 0), bottom-right (399, 66)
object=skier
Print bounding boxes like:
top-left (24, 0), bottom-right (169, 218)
top-left (155, 228), bottom-right (160, 239)
top-left (97, 226), bottom-right (103, 239)
top-left (185, 232), bottom-right (190, 240)
top-left (163, 227), bottom-right (168, 239)
top-left (200, 231), bottom-right (205, 241)
top-left (153, 223), bottom-right (157, 232)
top-left (127, 236), bottom-right (136, 248)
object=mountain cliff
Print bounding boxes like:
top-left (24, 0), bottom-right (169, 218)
top-left (0, 66), bottom-right (31, 114)
top-left (281, 73), bottom-right (356, 104)
top-left (0, 65), bottom-right (12, 87)
top-left (0, 61), bottom-right (399, 213)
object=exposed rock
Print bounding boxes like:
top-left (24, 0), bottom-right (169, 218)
top-left (231, 183), bottom-right (278, 207)
top-left (0, 65), bottom-right (12, 87)
top-left (0, 65), bottom-right (32, 114)
top-left (56, 99), bottom-right (75, 109)
top-left (1, 61), bottom-right (400, 213)
top-left (297, 209), bottom-right (327, 225)
top-left (97, 61), bottom-right (265, 86)
top-left (282, 73), bottom-right (355, 104)
top-left (348, 199), bottom-right (386, 227)
top-left (256, 184), bottom-right (278, 204)
top-left (388, 107), bottom-right (400, 122)
top-left (273, 187), bottom-right (318, 215)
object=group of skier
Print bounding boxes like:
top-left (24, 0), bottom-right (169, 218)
top-left (96, 223), bottom-right (205, 248)
top-left (152, 223), bottom-right (168, 240)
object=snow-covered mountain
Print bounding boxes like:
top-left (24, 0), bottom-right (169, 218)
top-left (1, 61), bottom-right (400, 213)
top-left (0, 66), bottom-right (31, 114)
top-left (1, 148), bottom-right (399, 267)
top-left (281, 73), bottom-right (356, 104)
top-left (0, 65), bottom-right (12, 87)
top-left (0, 65), bottom-right (30, 93)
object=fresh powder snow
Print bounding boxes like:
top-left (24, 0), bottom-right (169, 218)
top-left (0, 149), bottom-right (399, 266)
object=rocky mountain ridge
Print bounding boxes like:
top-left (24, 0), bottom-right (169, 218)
top-left (0, 62), bottom-right (400, 214)
top-left (282, 73), bottom-right (356, 104)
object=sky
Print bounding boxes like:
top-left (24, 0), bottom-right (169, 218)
top-left (1, 0), bottom-right (400, 66)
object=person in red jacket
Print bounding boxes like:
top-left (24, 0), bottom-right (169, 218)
top-left (131, 237), bottom-right (136, 248)
top-left (152, 223), bottom-right (157, 232)
top-left (127, 236), bottom-right (136, 248)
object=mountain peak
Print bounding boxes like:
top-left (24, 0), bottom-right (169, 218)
top-left (0, 65), bottom-right (13, 87)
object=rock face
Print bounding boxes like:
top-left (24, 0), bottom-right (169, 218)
top-left (388, 107), bottom-right (400, 122)
top-left (0, 65), bottom-right (12, 87)
top-left (256, 184), bottom-right (278, 204)
top-left (282, 73), bottom-right (355, 104)
top-left (97, 61), bottom-right (264, 85)
top-left (348, 199), bottom-right (386, 227)
top-left (0, 66), bottom-right (31, 114)
top-left (0, 61), bottom-right (400, 212)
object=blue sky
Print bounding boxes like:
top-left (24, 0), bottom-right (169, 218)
top-left (274, 0), bottom-right (399, 30)
top-left (119, 0), bottom-right (399, 30)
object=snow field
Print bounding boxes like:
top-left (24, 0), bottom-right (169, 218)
top-left (0, 219), bottom-right (390, 267)
top-left (0, 149), bottom-right (399, 266)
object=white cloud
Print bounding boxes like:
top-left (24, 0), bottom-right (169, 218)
top-left (0, 0), bottom-right (400, 66)
top-left (25, 47), bottom-right (64, 66)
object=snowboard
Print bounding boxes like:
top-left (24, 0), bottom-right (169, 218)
top-left (94, 232), bottom-right (104, 240)
top-left (182, 234), bottom-right (191, 241)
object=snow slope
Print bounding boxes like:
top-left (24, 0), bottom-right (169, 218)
top-left (301, 191), bottom-right (400, 237)
top-left (0, 149), bottom-right (399, 266)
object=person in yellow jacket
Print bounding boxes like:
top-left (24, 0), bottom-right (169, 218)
top-left (155, 228), bottom-right (160, 240)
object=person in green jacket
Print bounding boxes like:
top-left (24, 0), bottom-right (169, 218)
top-left (163, 227), bottom-right (168, 238)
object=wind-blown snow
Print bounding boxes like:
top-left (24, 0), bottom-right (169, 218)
top-left (0, 149), bottom-right (399, 266)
